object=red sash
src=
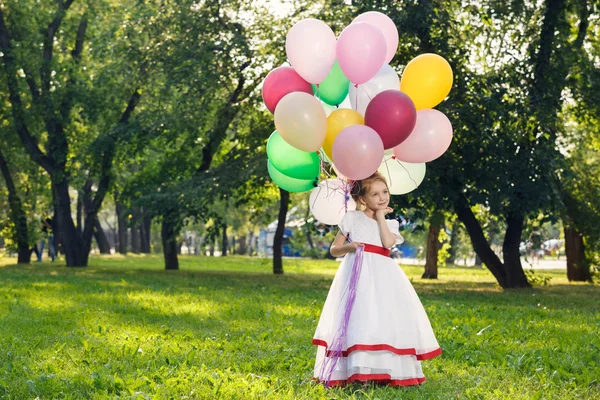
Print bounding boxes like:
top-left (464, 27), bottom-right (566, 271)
top-left (362, 243), bottom-right (391, 257)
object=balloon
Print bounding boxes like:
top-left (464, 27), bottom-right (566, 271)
top-left (266, 131), bottom-right (320, 180)
top-left (262, 66), bottom-right (313, 114)
top-left (312, 61), bottom-right (350, 106)
top-left (364, 90), bottom-right (417, 149)
top-left (378, 158), bottom-right (426, 195)
top-left (323, 109), bottom-right (364, 160)
top-left (349, 64), bottom-right (400, 116)
top-left (400, 53), bottom-right (453, 110)
top-left (310, 179), bottom-right (357, 225)
top-left (336, 22), bottom-right (387, 85)
top-left (286, 19), bottom-right (337, 84)
top-left (393, 109), bottom-right (453, 163)
top-left (352, 11), bottom-right (399, 64)
top-left (274, 92), bottom-right (327, 152)
top-left (332, 125), bottom-right (384, 180)
top-left (267, 160), bottom-right (317, 193)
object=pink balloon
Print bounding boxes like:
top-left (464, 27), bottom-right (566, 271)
top-left (286, 19), bottom-right (337, 84)
top-left (332, 125), bottom-right (384, 180)
top-left (365, 90), bottom-right (417, 149)
top-left (393, 109), bottom-right (453, 163)
top-left (337, 22), bottom-right (386, 85)
top-left (262, 66), bottom-right (313, 114)
top-left (352, 12), bottom-right (399, 64)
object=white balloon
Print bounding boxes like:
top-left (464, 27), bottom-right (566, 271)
top-left (339, 94), bottom-right (352, 109)
top-left (378, 158), bottom-right (426, 195)
top-left (349, 64), bottom-right (400, 116)
top-left (309, 179), bottom-right (356, 226)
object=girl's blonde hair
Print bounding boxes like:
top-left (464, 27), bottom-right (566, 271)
top-left (350, 172), bottom-right (389, 209)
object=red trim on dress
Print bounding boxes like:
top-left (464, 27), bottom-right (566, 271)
top-left (313, 374), bottom-right (426, 387)
top-left (312, 338), bottom-right (442, 360)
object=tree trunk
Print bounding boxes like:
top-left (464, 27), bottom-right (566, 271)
top-left (455, 193), bottom-right (508, 287)
top-left (248, 231), bottom-right (255, 256)
top-left (76, 192), bottom-right (83, 233)
top-left (564, 224), bottom-right (592, 282)
top-left (423, 213), bottom-right (443, 279)
top-left (93, 217), bottom-right (111, 254)
top-left (221, 223), bottom-right (228, 256)
top-left (115, 195), bottom-right (127, 255)
top-left (447, 218), bottom-right (460, 265)
top-left (0, 150), bottom-right (31, 264)
top-left (53, 180), bottom-right (87, 267)
top-left (475, 254), bottom-right (483, 266)
top-left (161, 210), bottom-right (179, 270)
top-left (131, 209), bottom-right (141, 254)
top-left (455, 194), bottom-right (531, 288)
top-left (273, 188), bottom-right (289, 275)
top-left (141, 213), bottom-right (151, 253)
top-left (237, 235), bottom-right (247, 255)
top-left (502, 213), bottom-right (531, 288)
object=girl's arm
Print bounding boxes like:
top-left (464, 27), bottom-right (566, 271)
top-left (376, 208), bottom-right (397, 248)
top-left (330, 230), bottom-right (362, 257)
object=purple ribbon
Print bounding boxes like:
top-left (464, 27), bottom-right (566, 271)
top-left (318, 237), bottom-right (364, 387)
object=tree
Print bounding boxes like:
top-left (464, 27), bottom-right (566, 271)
top-left (0, 149), bottom-right (30, 263)
top-left (0, 1), bottom-right (150, 266)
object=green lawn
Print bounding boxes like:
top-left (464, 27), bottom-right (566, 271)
top-left (0, 255), bottom-right (598, 399)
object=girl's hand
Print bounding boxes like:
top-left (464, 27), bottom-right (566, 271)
top-left (376, 207), bottom-right (393, 218)
top-left (348, 242), bottom-right (363, 252)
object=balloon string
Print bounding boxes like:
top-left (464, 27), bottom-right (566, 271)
top-left (354, 84), bottom-right (359, 112)
top-left (343, 179), bottom-right (350, 213)
top-left (311, 186), bottom-right (323, 211)
top-left (396, 158), bottom-right (419, 189)
top-left (318, 235), bottom-right (364, 387)
top-left (363, 85), bottom-right (373, 101)
top-left (384, 158), bottom-right (393, 187)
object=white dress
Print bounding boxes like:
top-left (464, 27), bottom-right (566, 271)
top-left (312, 210), bottom-right (441, 386)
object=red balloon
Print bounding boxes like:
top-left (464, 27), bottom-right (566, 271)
top-left (262, 66), bottom-right (313, 114)
top-left (364, 90), bottom-right (417, 149)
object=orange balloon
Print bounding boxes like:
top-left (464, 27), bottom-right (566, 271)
top-left (323, 109), bottom-right (364, 159)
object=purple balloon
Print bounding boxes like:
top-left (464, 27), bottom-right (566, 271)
top-left (365, 90), bottom-right (417, 149)
top-left (332, 125), bottom-right (384, 180)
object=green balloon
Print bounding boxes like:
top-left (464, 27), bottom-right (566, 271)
top-left (266, 131), bottom-right (320, 180)
top-left (267, 160), bottom-right (316, 193)
top-left (312, 61), bottom-right (350, 106)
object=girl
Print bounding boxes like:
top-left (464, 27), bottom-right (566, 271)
top-left (312, 172), bottom-right (441, 387)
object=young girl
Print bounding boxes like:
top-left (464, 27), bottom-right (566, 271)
top-left (312, 172), bottom-right (441, 387)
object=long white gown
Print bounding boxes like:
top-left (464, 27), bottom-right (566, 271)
top-left (313, 210), bottom-right (441, 386)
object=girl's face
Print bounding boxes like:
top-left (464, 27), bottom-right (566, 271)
top-left (360, 181), bottom-right (390, 211)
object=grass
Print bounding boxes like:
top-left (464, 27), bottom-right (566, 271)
top-left (0, 254), bottom-right (599, 399)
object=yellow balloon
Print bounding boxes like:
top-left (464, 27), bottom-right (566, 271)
top-left (400, 53), bottom-right (453, 110)
top-left (322, 109), bottom-right (364, 160)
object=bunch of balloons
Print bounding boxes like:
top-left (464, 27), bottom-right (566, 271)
top-left (262, 11), bottom-right (454, 225)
